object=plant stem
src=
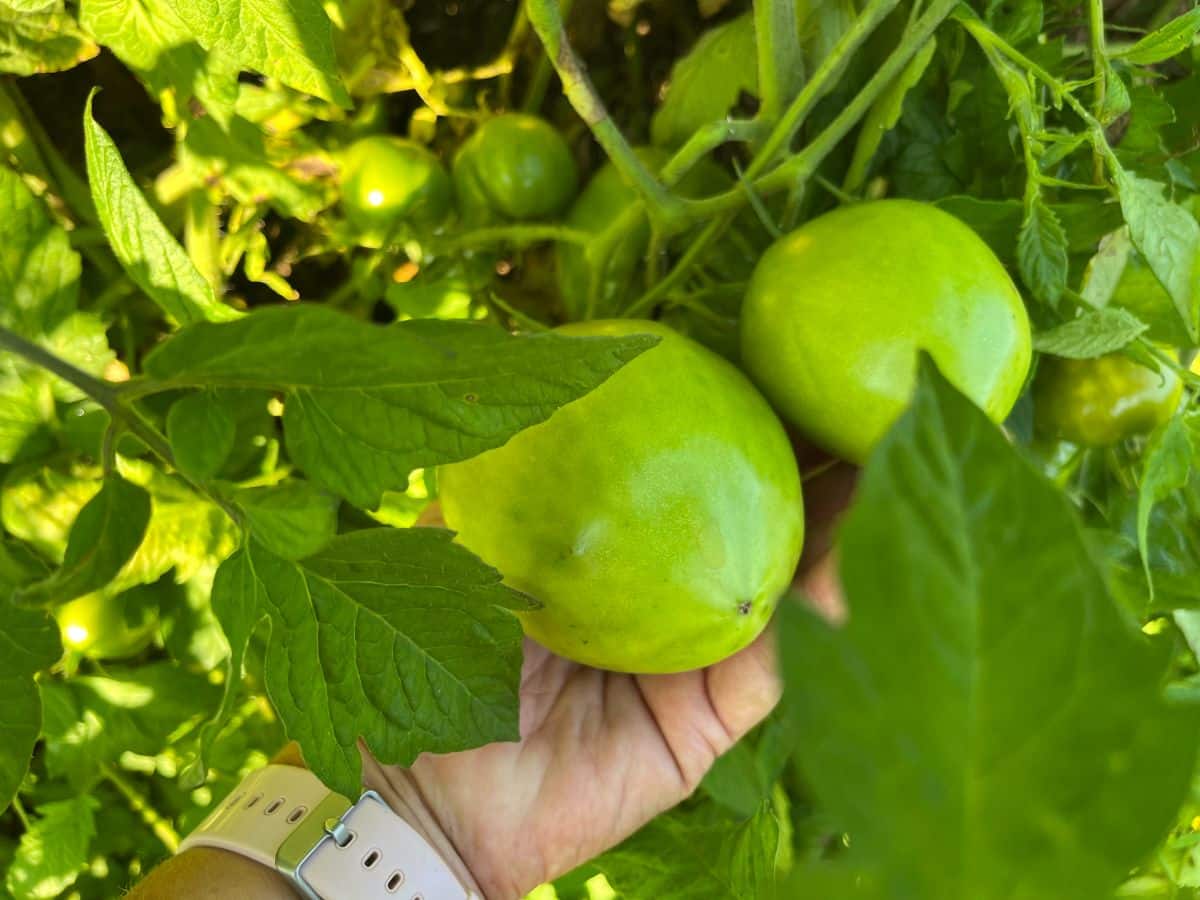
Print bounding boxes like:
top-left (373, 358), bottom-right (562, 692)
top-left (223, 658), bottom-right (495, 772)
top-left (749, 0), bottom-right (903, 179)
top-left (185, 192), bottom-right (224, 294)
top-left (101, 765), bottom-right (181, 854)
top-left (754, 0), bottom-right (804, 123)
top-left (435, 223), bottom-right (592, 252)
top-left (0, 326), bottom-right (120, 409)
top-left (689, 0), bottom-right (957, 215)
top-left (525, 0), bottom-right (686, 229)
top-left (11, 795), bottom-right (31, 830)
top-left (659, 119), bottom-right (767, 186)
top-left (1087, 0), bottom-right (1108, 181)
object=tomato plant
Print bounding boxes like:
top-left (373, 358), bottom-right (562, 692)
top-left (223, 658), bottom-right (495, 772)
top-left (1, 0), bottom-right (1200, 899)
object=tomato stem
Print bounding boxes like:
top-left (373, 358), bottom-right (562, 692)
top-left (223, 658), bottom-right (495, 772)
top-left (754, 0), bottom-right (804, 124)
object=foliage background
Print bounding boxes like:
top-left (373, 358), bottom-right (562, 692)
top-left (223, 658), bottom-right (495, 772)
top-left (1, 0), bottom-right (1200, 897)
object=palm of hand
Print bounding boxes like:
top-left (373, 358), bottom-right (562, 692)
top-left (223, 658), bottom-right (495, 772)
top-left (411, 631), bottom-right (781, 899)
top-left (407, 459), bottom-right (853, 900)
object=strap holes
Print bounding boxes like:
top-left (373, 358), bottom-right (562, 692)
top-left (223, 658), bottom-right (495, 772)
top-left (386, 870), bottom-right (404, 892)
top-left (226, 793), bottom-right (244, 810)
top-left (265, 797), bottom-right (285, 815)
top-left (362, 849), bottom-right (381, 869)
top-left (286, 805), bottom-right (308, 824)
top-left (342, 829), bottom-right (357, 848)
top-left (245, 793), bottom-right (263, 809)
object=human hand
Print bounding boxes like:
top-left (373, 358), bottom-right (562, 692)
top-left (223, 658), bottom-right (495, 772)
top-left (390, 454), bottom-right (855, 899)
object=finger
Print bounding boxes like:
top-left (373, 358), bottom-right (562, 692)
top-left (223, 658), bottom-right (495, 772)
top-left (798, 549), bottom-right (846, 626)
top-left (704, 626), bottom-right (782, 742)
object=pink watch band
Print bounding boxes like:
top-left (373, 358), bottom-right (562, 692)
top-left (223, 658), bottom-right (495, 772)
top-left (179, 764), bottom-right (479, 900)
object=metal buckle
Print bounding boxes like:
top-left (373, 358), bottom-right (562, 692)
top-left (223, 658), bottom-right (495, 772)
top-left (275, 789), bottom-right (355, 899)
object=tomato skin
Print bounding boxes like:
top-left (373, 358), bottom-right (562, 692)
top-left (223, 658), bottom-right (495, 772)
top-left (452, 114), bottom-right (578, 223)
top-left (55, 591), bottom-right (157, 659)
top-left (439, 319), bottom-right (804, 674)
top-left (339, 136), bottom-right (452, 243)
top-left (740, 200), bottom-right (1032, 463)
top-left (1033, 354), bottom-right (1182, 447)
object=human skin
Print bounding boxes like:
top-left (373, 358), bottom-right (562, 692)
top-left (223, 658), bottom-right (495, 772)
top-left (127, 457), bottom-right (853, 900)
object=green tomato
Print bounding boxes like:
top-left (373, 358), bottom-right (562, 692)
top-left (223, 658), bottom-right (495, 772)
top-left (55, 588), bottom-right (158, 659)
top-left (439, 319), bottom-right (804, 673)
top-left (1033, 354), bottom-right (1183, 447)
top-left (452, 113), bottom-right (578, 223)
top-left (339, 136), bottom-right (452, 244)
top-left (740, 200), bottom-right (1032, 463)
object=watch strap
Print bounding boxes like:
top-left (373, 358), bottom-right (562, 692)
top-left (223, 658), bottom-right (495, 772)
top-left (179, 765), bottom-right (477, 900)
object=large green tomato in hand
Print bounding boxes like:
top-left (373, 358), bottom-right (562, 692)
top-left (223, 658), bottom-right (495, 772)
top-left (340, 136), bottom-right (452, 244)
top-left (452, 113), bottom-right (578, 223)
top-left (439, 319), bottom-right (804, 673)
top-left (740, 200), bottom-right (1032, 463)
top-left (1033, 354), bottom-right (1183, 447)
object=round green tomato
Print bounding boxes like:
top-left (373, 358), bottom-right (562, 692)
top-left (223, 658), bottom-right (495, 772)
top-left (55, 590), bottom-right (157, 659)
top-left (740, 200), bottom-right (1032, 463)
top-left (339, 136), bottom-right (452, 243)
top-left (439, 319), bottom-right (804, 673)
top-left (1033, 354), bottom-right (1182, 447)
top-left (452, 114), bottom-right (578, 223)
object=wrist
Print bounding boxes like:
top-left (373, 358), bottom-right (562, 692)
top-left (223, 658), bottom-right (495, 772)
top-left (356, 751), bottom-right (487, 898)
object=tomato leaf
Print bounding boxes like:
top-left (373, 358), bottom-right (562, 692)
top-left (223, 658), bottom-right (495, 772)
top-left (700, 711), bottom-right (798, 819)
top-left (592, 794), bottom-right (782, 899)
top-left (166, 392), bottom-right (235, 482)
top-left (4, 795), bottom-right (97, 899)
top-left (83, 93), bottom-right (240, 327)
top-left (0, 600), bottom-right (60, 812)
top-left (206, 528), bottom-right (532, 798)
top-left (80, 0), bottom-right (239, 126)
top-left (14, 475), bottom-right (151, 608)
top-left (232, 480), bottom-right (338, 560)
top-left (1017, 195), bottom-right (1069, 308)
top-left (1032, 307), bottom-right (1148, 358)
top-left (0, 6), bottom-right (97, 76)
top-left (780, 357), bottom-right (1200, 899)
top-left (1, 461), bottom-right (237, 593)
top-left (143, 305), bottom-right (659, 508)
top-left (649, 13), bottom-right (757, 150)
top-left (844, 37), bottom-right (937, 193)
top-left (40, 661), bottom-right (220, 788)
top-left (0, 167), bottom-right (112, 462)
top-left (164, 0), bottom-right (348, 106)
top-left (1115, 7), bottom-right (1200, 66)
top-left (1111, 169), bottom-right (1200, 342)
top-left (1138, 417), bottom-right (1193, 603)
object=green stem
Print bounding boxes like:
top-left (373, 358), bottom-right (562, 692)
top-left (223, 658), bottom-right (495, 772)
top-left (487, 292), bottom-right (551, 331)
top-left (748, 0), bottom-right (903, 179)
top-left (689, 0), bottom-right (957, 216)
top-left (525, 0), bottom-right (686, 228)
top-left (0, 325), bottom-right (239, 521)
top-left (185, 192), bottom-right (224, 294)
top-left (102, 765), bottom-right (181, 854)
top-left (435, 223), bottom-right (592, 252)
top-left (659, 119), bottom-right (766, 186)
top-left (1087, 0), bottom-right (1107, 181)
top-left (11, 795), bottom-right (31, 830)
top-left (754, 0), bottom-right (804, 122)
top-left (0, 326), bottom-right (119, 409)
